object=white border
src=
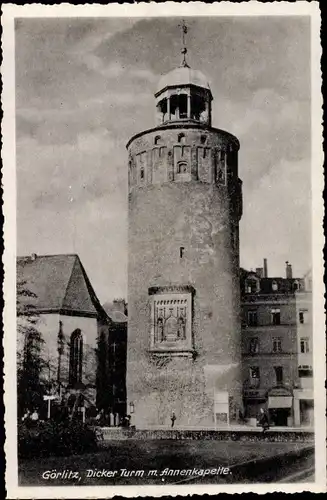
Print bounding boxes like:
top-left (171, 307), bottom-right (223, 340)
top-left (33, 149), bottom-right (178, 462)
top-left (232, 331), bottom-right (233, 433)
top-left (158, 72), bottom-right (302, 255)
top-left (2, 2), bottom-right (324, 498)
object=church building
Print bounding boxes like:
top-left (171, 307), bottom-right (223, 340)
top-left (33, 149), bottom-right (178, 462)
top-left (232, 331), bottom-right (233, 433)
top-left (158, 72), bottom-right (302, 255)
top-left (17, 253), bottom-right (127, 421)
top-left (126, 25), bottom-right (243, 427)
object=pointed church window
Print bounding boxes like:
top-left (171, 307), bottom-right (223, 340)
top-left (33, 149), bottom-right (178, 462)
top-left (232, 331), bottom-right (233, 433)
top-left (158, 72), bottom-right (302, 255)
top-left (69, 329), bottom-right (83, 386)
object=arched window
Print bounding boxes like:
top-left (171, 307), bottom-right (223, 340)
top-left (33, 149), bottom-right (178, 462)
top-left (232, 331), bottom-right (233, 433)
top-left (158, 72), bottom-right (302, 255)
top-left (69, 329), bottom-right (83, 386)
top-left (154, 135), bottom-right (161, 145)
top-left (178, 133), bottom-right (185, 144)
top-left (177, 161), bottom-right (188, 174)
top-left (201, 135), bottom-right (207, 145)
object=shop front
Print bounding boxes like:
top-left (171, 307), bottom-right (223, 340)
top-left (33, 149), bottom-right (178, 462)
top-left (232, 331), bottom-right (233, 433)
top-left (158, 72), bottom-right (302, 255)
top-left (293, 389), bottom-right (314, 427)
top-left (267, 386), bottom-right (293, 426)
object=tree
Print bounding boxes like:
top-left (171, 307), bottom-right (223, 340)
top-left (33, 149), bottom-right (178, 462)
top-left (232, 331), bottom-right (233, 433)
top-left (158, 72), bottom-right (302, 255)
top-left (17, 279), bottom-right (48, 416)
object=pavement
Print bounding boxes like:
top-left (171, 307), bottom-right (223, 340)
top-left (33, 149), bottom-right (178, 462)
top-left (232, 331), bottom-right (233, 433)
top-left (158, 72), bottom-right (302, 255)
top-left (134, 424), bottom-right (314, 432)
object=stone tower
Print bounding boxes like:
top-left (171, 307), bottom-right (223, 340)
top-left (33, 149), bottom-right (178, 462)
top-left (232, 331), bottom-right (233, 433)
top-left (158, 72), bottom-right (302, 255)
top-left (126, 31), bottom-right (243, 428)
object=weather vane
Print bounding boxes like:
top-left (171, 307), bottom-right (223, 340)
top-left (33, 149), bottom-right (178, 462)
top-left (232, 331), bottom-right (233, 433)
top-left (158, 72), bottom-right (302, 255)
top-left (178, 20), bottom-right (189, 68)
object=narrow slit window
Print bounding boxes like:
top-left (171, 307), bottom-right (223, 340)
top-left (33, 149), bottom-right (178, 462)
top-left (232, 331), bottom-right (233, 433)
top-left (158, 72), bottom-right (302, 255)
top-left (180, 247), bottom-right (185, 259)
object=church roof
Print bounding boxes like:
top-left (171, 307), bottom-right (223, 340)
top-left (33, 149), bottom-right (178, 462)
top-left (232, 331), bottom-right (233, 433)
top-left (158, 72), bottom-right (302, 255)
top-left (17, 254), bottom-right (105, 317)
top-left (156, 66), bottom-right (211, 96)
top-left (102, 302), bottom-right (127, 324)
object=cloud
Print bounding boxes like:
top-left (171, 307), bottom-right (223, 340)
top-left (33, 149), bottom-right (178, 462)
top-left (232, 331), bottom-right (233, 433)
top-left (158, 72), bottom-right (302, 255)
top-left (15, 16), bottom-right (312, 298)
top-left (240, 157), bottom-right (311, 277)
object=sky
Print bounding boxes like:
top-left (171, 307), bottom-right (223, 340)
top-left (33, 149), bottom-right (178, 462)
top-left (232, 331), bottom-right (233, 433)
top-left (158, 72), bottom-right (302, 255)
top-left (15, 16), bottom-right (311, 302)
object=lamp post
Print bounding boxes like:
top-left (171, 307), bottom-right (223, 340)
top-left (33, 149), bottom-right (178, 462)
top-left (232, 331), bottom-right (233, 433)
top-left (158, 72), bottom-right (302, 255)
top-left (57, 321), bottom-right (64, 399)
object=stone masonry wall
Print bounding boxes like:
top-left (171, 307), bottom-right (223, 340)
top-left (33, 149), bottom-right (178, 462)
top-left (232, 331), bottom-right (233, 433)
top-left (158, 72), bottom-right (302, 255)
top-left (127, 122), bottom-right (242, 427)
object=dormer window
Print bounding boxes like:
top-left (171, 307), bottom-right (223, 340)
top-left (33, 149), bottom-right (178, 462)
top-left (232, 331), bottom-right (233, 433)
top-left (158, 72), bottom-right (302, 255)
top-left (245, 276), bottom-right (260, 294)
top-left (272, 280), bottom-right (278, 292)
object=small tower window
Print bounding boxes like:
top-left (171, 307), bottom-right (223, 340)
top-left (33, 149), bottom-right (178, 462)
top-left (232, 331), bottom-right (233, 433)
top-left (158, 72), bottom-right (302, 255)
top-left (180, 246), bottom-right (185, 259)
top-left (154, 135), bottom-right (161, 145)
top-left (178, 133), bottom-right (185, 144)
top-left (140, 168), bottom-right (145, 180)
top-left (177, 161), bottom-right (188, 174)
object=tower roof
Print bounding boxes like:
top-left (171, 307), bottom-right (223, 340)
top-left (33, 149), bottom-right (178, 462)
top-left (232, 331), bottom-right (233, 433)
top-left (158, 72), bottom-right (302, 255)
top-left (155, 66), bottom-right (211, 96)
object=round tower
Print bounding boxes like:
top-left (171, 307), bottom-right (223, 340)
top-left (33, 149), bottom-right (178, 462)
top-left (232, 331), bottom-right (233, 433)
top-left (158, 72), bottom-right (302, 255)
top-left (126, 37), bottom-right (243, 428)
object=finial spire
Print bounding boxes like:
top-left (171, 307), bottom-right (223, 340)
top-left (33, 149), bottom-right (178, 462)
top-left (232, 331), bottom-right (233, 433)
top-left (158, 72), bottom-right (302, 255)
top-left (178, 20), bottom-right (190, 68)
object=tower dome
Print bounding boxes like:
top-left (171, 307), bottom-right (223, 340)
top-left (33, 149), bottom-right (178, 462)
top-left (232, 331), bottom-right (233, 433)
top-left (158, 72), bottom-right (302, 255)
top-left (156, 66), bottom-right (211, 97)
top-left (154, 65), bottom-right (213, 126)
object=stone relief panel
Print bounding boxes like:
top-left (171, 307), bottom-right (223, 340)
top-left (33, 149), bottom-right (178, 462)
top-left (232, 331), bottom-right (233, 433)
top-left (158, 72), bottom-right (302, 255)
top-left (149, 286), bottom-right (194, 355)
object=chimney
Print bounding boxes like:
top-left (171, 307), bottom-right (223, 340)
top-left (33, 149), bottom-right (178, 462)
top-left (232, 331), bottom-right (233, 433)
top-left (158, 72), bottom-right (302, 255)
top-left (285, 261), bottom-right (293, 279)
top-left (263, 258), bottom-right (268, 278)
top-left (31, 253), bottom-right (37, 261)
top-left (256, 267), bottom-right (263, 278)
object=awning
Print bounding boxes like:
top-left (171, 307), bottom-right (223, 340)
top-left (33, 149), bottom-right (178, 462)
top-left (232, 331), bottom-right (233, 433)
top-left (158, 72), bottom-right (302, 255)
top-left (268, 396), bottom-right (293, 408)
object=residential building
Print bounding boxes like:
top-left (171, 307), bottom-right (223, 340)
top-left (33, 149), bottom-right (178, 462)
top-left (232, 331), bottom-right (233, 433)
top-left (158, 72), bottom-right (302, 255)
top-left (241, 259), bottom-right (313, 427)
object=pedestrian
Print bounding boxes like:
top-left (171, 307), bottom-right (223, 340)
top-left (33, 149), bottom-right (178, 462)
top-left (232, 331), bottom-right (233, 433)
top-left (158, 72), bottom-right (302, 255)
top-left (171, 411), bottom-right (176, 428)
top-left (258, 407), bottom-right (269, 433)
top-left (21, 409), bottom-right (30, 423)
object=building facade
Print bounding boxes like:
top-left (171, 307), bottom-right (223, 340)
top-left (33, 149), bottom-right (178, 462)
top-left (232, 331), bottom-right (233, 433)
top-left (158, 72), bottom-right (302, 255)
top-left (17, 253), bottom-right (127, 422)
top-left (241, 260), bottom-right (313, 427)
top-left (127, 52), bottom-right (243, 427)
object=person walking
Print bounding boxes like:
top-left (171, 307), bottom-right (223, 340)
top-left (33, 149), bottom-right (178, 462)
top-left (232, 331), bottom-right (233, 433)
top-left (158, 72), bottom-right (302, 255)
top-left (258, 407), bottom-right (269, 433)
top-left (171, 411), bottom-right (176, 428)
